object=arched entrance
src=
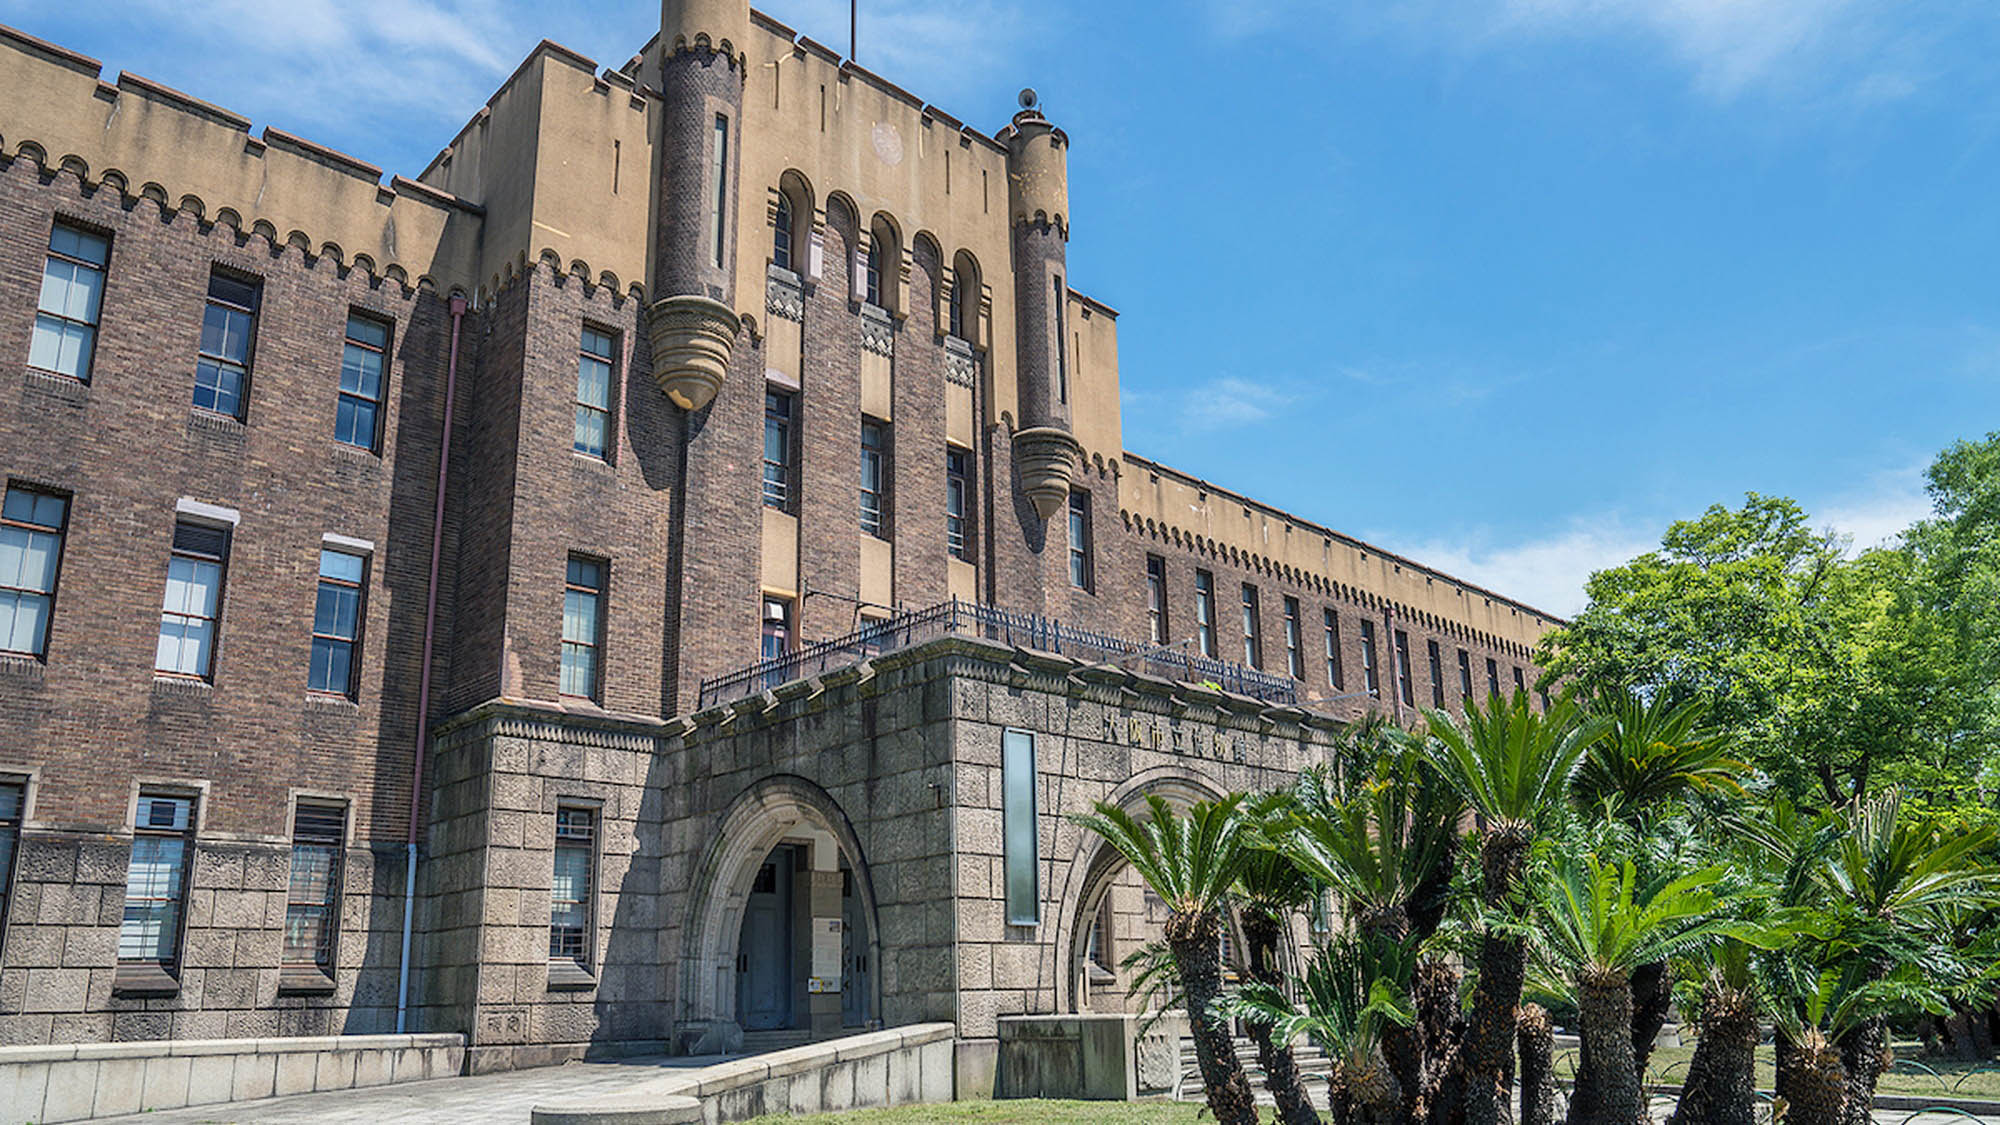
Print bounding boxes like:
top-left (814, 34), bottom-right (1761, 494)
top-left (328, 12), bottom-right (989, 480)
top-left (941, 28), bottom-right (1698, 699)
top-left (1053, 767), bottom-right (1228, 1015)
top-left (681, 776), bottom-right (882, 1044)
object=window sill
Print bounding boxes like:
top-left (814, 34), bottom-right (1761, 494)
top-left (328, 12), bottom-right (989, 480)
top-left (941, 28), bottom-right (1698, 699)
top-left (547, 961), bottom-right (597, 991)
top-left (23, 367), bottom-right (90, 402)
top-left (151, 675), bottom-right (215, 700)
top-left (570, 450), bottom-right (616, 470)
top-left (278, 965), bottom-right (338, 995)
top-left (112, 963), bottom-right (181, 997)
top-left (330, 440), bottom-right (383, 461)
top-left (0, 654), bottom-right (46, 683)
top-left (304, 692), bottom-right (360, 714)
top-left (186, 410), bottom-right (248, 442)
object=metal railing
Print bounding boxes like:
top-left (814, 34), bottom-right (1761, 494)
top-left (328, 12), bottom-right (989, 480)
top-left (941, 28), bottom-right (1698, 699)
top-left (697, 596), bottom-right (1300, 709)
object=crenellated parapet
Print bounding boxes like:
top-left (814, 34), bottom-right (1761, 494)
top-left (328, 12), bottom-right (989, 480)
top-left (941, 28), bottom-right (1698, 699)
top-left (661, 0), bottom-right (749, 70)
top-left (0, 24), bottom-right (483, 296)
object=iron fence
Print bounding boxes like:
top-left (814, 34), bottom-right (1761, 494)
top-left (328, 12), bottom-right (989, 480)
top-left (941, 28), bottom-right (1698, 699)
top-left (697, 597), bottom-right (1299, 709)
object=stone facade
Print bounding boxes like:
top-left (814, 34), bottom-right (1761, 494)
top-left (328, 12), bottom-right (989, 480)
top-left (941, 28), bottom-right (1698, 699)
top-left (0, 0), bottom-right (1559, 1069)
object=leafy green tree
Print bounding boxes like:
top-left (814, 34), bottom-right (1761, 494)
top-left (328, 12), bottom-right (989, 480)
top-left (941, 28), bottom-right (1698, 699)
top-left (1234, 809), bottom-right (1325, 1125)
top-left (1225, 934), bottom-right (1417, 1125)
top-left (1419, 691), bottom-right (1607, 1125)
top-left (1070, 795), bottom-right (1260, 1125)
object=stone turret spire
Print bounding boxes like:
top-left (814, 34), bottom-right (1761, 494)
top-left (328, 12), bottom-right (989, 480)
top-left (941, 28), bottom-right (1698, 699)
top-left (1002, 90), bottom-right (1080, 521)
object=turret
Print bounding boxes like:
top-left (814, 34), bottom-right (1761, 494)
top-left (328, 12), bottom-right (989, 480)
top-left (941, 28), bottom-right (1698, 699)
top-left (1002, 90), bottom-right (1080, 521)
top-left (647, 0), bottom-right (749, 411)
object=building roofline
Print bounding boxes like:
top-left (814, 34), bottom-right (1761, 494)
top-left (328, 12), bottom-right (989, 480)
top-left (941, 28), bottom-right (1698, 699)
top-left (1120, 450), bottom-right (1569, 629)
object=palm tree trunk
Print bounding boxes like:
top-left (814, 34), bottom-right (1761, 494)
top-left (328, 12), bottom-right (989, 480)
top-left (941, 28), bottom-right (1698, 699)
top-left (1578, 969), bottom-right (1644, 1125)
top-left (1463, 827), bottom-right (1531, 1125)
top-left (1836, 1016), bottom-right (1889, 1125)
top-left (1242, 910), bottom-right (1321, 1125)
top-left (1783, 1028), bottom-right (1848, 1125)
top-left (1563, 1030), bottom-right (1600, 1125)
top-left (1517, 1003), bottom-right (1556, 1125)
top-left (1629, 959), bottom-right (1673, 1080)
top-left (1171, 910), bottom-right (1260, 1125)
top-left (1667, 982), bottom-right (1757, 1125)
top-left (1360, 906), bottom-right (1423, 1125)
top-left (1415, 958), bottom-right (1466, 1125)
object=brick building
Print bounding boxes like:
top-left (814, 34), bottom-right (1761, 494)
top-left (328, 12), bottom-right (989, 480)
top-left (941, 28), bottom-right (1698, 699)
top-left (0, 0), bottom-right (1556, 1093)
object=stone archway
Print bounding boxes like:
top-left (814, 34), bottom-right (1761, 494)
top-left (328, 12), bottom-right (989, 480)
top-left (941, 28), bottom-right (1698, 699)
top-left (678, 775), bottom-right (882, 1049)
top-left (1052, 766), bottom-right (1229, 1014)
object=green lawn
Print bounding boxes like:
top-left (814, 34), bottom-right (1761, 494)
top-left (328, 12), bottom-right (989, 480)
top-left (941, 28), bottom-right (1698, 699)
top-left (1558, 1045), bottom-right (2000, 1101)
top-left (735, 1101), bottom-right (1208, 1125)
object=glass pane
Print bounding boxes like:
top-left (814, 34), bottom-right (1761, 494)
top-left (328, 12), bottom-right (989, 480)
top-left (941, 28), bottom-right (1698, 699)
top-left (51, 224), bottom-right (109, 266)
top-left (63, 261), bottom-right (104, 322)
top-left (346, 314), bottom-right (388, 349)
top-left (577, 355), bottom-right (610, 410)
top-left (1002, 729), bottom-right (1038, 924)
top-left (318, 549), bottom-right (363, 584)
top-left (574, 406), bottom-right (606, 457)
top-left (336, 397), bottom-right (377, 449)
top-left (199, 303), bottom-right (230, 358)
top-left (37, 258), bottom-right (76, 317)
top-left (563, 589), bottom-right (598, 644)
top-left (207, 273), bottom-right (258, 311)
top-left (0, 782), bottom-right (22, 821)
top-left (0, 591), bottom-right (48, 654)
top-left (341, 342), bottom-right (383, 399)
top-left (560, 643), bottom-right (597, 697)
top-left (121, 834), bottom-right (187, 962)
top-left (163, 557), bottom-right (220, 616)
top-left (581, 328), bottom-right (614, 361)
top-left (28, 315), bottom-right (64, 373)
top-left (567, 558), bottom-right (601, 589)
top-left (56, 319), bottom-right (93, 379)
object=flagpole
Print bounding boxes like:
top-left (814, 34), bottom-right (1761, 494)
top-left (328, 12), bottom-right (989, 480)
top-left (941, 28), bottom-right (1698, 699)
top-left (850, 0), bottom-right (857, 60)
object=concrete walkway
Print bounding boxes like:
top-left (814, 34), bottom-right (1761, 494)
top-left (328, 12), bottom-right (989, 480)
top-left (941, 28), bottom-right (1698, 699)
top-left (91, 1054), bottom-right (730, 1125)
top-left (93, 1065), bottom-right (2000, 1125)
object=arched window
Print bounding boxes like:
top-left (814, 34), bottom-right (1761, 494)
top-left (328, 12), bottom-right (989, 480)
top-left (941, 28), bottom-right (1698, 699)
top-left (772, 192), bottom-right (793, 272)
top-left (948, 251), bottom-right (980, 343)
top-left (864, 240), bottom-right (883, 306)
top-left (865, 214), bottom-right (900, 313)
top-left (948, 266), bottom-right (965, 338)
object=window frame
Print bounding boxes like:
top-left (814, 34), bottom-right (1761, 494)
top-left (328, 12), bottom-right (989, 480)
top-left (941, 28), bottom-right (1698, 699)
top-left (0, 484), bottom-right (70, 659)
top-left (1457, 648), bottom-right (1474, 701)
top-left (1513, 666), bottom-right (1527, 696)
top-left (281, 799), bottom-right (346, 983)
top-left (574, 326), bottom-right (617, 461)
top-left (550, 803), bottom-right (599, 977)
top-left (193, 269), bottom-right (260, 421)
top-left (763, 389), bottom-right (794, 509)
top-left (335, 311), bottom-right (391, 452)
top-left (560, 555), bottom-right (606, 701)
top-left (1427, 639), bottom-right (1445, 708)
top-left (155, 521), bottom-right (230, 681)
top-left (1359, 619), bottom-right (1380, 697)
top-left (710, 114), bottom-right (730, 270)
top-left (1486, 657), bottom-right (1501, 700)
top-left (1240, 583), bottom-right (1262, 669)
top-left (1194, 570), bottom-right (1217, 658)
top-left (308, 548), bottom-right (368, 699)
top-left (118, 790), bottom-right (198, 985)
top-left (1002, 728), bottom-right (1039, 926)
top-left (772, 190), bottom-right (794, 272)
top-left (1323, 608), bottom-right (1344, 690)
top-left (1394, 629), bottom-right (1415, 707)
top-left (1282, 596), bottom-right (1303, 679)
top-left (860, 418), bottom-right (890, 538)
top-left (1144, 555), bottom-right (1169, 646)
top-left (946, 446), bottom-right (972, 560)
top-left (0, 776), bottom-right (25, 950)
top-left (29, 220), bottom-right (110, 383)
top-left (1067, 491), bottom-right (1093, 592)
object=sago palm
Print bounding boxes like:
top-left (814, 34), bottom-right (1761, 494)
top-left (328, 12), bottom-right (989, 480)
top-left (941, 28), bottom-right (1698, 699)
top-left (1225, 934), bottom-right (1417, 1125)
top-left (1235, 801), bottom-right (1325, 1125)
top-left (1531, 853), bottom-right (1733, 1125)
top-left (1420, 689), bottom-right (1608, 1125)
top-left (1071, 794), bottom-right (1260, 1125)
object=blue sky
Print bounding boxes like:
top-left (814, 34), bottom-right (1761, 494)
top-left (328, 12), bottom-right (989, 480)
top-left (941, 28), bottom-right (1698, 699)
top-left (8, 0), bottom-right (1997, 616)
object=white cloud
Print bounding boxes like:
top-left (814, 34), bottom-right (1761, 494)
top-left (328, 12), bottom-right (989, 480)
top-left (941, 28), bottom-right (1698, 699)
top-left (1216, 0), bottom-right (1964, 103)
top-left (1177, 376), bottom-right (1312, 430)
top-left (1368, 462), bottom-right (1938, 619)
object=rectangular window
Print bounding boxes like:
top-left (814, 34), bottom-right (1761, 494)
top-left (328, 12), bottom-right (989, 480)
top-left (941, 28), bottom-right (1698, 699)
top-left (561, 556), bottom-right (604, 700)
top-left (1240, 584), bottom-right (1262, 669)
top-left (1457, 648), bottom-right (1473, 700)
top-left (551, 806), bottom-right (596, 967)
top-left (0, 780), bottom-right (23, 940)
top-left (1427, 640), bottom-right (1445, 708)
top-left (1194, 571), bottom-right (1217, 658)
top-left (121, 793), bottom-right (195, 970)
top-left (763, 390), bottom-right (793, 508)
top-left (946, 447), bottom-right (971, 560)
top-left (283, 802), bottom-right (344, 973)
top-left (29, 222), bottom-right (109, 382)
top-left (1486, 657), bottom-right (1501, 700)
top-left (0, 486), bottom-right (68, 657)
top-left (155, 522), bottom-right (228, 678)
top-left (1323, 609), bottom-right (1344, 689)
top-left (337, 313), bottom-right (389, 451)
top-left (762, 596), bottom-right (793, 662)
top-left (1513, 666), bottom-right (1527, 695)
top-left (1067, 492), bottom-right (1092, 591)
top-left (194, 271), bottom-right (259, 419)
top-left (1359, 620), bottom-right (1380, 697)
top-left (1282, 596), bottom-right (1303, 679)
top-left (309, 549), bottom-right (366, 698)
top-left (575, 328), bottom-right (615, 459)
top-left (710, 114), bottom-right (729, 269)
top-left (1053, 275), bottom-right (1069, 404)
top-left (1002, 728), bottom-right (1038, 926)
top-left (1394, 629), bottom-right (1415, 706)
top-left (860, 419), bottom-right (889, 538)
top-left (1145, 556), bottom-right (1169, 645)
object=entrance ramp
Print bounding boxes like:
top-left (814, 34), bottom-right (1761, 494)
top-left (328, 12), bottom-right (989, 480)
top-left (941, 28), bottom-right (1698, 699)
top-left (529, 1023), bottom-right (954, 1125)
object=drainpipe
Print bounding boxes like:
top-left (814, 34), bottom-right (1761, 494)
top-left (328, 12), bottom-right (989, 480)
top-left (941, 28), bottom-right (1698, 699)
top-left (397, 293), bottom-right (468, 1035)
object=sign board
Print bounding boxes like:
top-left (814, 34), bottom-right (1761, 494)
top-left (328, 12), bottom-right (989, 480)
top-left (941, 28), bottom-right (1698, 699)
top-left (808, 917), bottom-right (843, 993)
